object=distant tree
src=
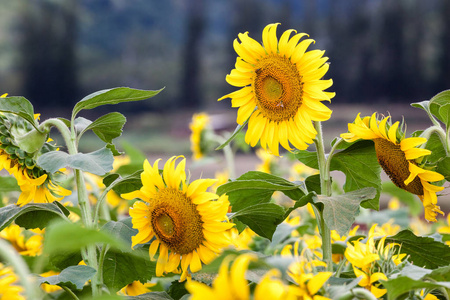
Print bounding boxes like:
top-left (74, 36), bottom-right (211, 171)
top-left (180, 0), bottom-right (206, 108)
top-left (19, 0), bottom-right (79, 108)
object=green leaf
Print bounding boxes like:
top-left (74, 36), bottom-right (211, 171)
top-left (37, 265), bottom-right (96, 290)
top-left (429, 89), bottom-right (450, 124)
top-left (329, 140), bottom-right (381, 210)
top-left (215, 117), bottom-right (250, 150)
top-left (283, 192), bottom-right (315, 219)
top-left (231, 203), bottom-right (285, 240)
top-left (167, 280), bottom-right (188, 300)
top-left (74, 117), bottom-right (93, 133)
top-left (315, 187), bottom-right (377, 235)
top-left (103, 170), bottom-right (143, 194)
top-left (295, 150), bottom-right (319, 169)
top-left (101, 219), bottom-right (137, 248)
top-left (37, 147), bottom-right (114, 175)
top-left (411, 100), bottom-right (437, 124)
top-left (217, 171), bottom-right (305, 212)
top-left (48, 250), bottom-right (83, 270)
top-left (305, 174), bottom-right (321, 194)
top-left (81, 112), bottom-right (126, 143)
top-left (15, 128), bottom-right (48, 153)
top-left (0, 96), bottom-right (39, 130)
top-left (382, 276), bottom-right (450, 300)
top-left (424, 132), bottom-right (447, 164)
top-left (0, 176), bottom-right (20, 192)
top-left (72, 87), bottom-right (163, 120)
top-left (0, 203), bottom-right (69, 231)
top-left (44, 220), bottom-right (128, 255)
top-left (384, 230), bottom-right (450, 269)
top-left (436, 157), bottom-right (450, 181)
top-left (381, 181), bottom-right (421, 216)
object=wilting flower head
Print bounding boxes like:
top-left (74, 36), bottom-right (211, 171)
top-left (189, 113), bottom-right (212, 160)
top-left (219, 23), bottom-right (334, 156)
top-left (122, 156), bottom-right (234, 281)
top-left (0, 263), bottom-right (25, 300)
top-left (0, 94), bottom-right (71, 206)
top-left (185, 254), bottom-right (297, 300)
top-left (341, 113), bottom-right (445, 222)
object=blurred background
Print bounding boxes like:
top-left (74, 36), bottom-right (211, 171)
top-left (0, 0), bottom-right (449, 156)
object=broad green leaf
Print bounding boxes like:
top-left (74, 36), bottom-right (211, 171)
top-left (411, 100), bottom-right (437, 125)
top-left (270, 222), bottom-right (297, 248)
top-left (439, 103), bottom-right (450, 126)
top-left (437, 157), bottom-right (450, 181)
top-left (429, 89), bottom-right (450, 124)
top-left (381, 181), bottom-right (421, 216)
top-left (0, 176), bottom-right (20, 192)
top-left (423, 132), bottom-right (446, 164)
top-left (0, 96), bottom-right (39, 130)
top-left (217, 171), bottom-right (305, 212)
top-left (215, 117), bottom-right (249, 150)
top-left (295, 150), bottom-right (319, 169)
top-left (81, 112), bottom-right (126, 143)
top-left (103, 170), bottom-right (143, 194)
top-left (74, 116), bottom-right (93, 133)
top-left (103, 247), bottom-right (156, 292)
top-left (49, 250), bottom-right (83, 270)
top-left (329, 140), bottom-right (381, 210)
top-left (305, 174), bottom-right (321, 194)
top-left (44, 220), bottom-right (128, 255)
top-left (384, 230), bottom-right (450, 269)
top-left (314, 187), bottom-right (377, 235)
top-left (382, 276), bottom-right (450, 300)
top-left (396, 263), bottom-right (433, 280)
top-left (0, 203), bottom-right (69, 231)
top-left (428, 265), bottom-right (450, 282)
top-left (37, 147), bottom-right (114, 175)
top-left (167, 280), bottom-right (188, 300)
top-left (72, 87), bottom-right (163, 120)
top-left (231, 203), bottom-right (285, 240)
top-left (101, 219), bottom-right (137, 248)
top-left (37, 265), bottom-right (96, 290)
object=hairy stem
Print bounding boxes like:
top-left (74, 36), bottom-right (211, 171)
top-left (313, 121), bottom-right (333, 272)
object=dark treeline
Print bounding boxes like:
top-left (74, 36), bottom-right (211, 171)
top-left (1, 0), bottom-right (449, 110)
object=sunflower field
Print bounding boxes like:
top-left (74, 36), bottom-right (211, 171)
top-left (1, 23), bottom-right (450, 300)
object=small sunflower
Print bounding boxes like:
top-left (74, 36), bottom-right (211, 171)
top-left (185, 254), bottom-right (297, 300)
top-left (122, 156), bottom-right (234, 281)
top-left (119, 281), bottom-right (156, 296)
top-left (219, 23), bottom-right (335, 156)
top-left (189, 113), bottom-right (211, 160)
top-left (341, 113), bottom-right (445, 222)
top-left (0, 224), bottom-right (43, 256)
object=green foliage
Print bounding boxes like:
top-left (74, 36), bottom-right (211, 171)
top-left (103, 170), bottom-right (143, 194)
top-left (0, 96), bottom-right (39, 130)
top-left (80, 112), bottom-right (127, 143)
top-left (315, 187), bottom-right (377, 235)
top-left (37, 265), bottom-right (97, 290)
top-left (0, 176), bottom-right (20, 193)
top-left (0, 202), bottom-right (69, 230)
top-left (37, 147), bottom-right (114, 175)
top-left (381, 181), bottom-right (421, 216)
top-left (215, 117), bottom-right (249, 150)
top-left (71, 87), bottom-right (164, 121)
top-left (384, 230), bottom-right (450, 269)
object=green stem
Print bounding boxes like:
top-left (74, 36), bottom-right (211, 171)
top-left (337, 288), bottom-right (378, 300)
top-left (97, 244), bottom-right (110, 288)
top-left (93, 183), bottom-right (115, 225)
top-left (62, 286), bottom-right (81, 300)
top-left (313, 121), bottom-right (333, 272)
top-left (222, 144), bottom-right (236, 178)
top-left (420, 125), bottom-right (449, 155)
top-left (0, 239), bottom-right (42, 300)
top-left (41, 118), bottom-right (101, 296)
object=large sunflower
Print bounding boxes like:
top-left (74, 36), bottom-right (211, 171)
top-left (122, 156), bottom-right (234, 281)
top-left (219, 23), bottom-right (335, 156)
top-left (341, 113), bottom-right (445, 222)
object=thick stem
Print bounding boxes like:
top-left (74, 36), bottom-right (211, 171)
top-left (420, 125), bottom-right (449, 155)
top-left (41, 118), bottom-right (100, 296)
top-left (313, 121), bottom-right (333, 272)
top-left (0, 239), bottom-right (42, 299)
top-left (336, 288), bottom-right (378, 300)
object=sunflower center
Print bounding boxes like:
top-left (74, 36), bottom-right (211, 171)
top-left (150, 188), bottom-right (204, 255)
top-left (253, 55), bottom-right (303, 122)
top-left (374, 138), bottom-right (424, 195)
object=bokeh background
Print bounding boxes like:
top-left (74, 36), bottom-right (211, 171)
top-left (0, 0), bottom-right (449, 161)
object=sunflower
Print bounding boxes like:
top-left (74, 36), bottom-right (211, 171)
top-left (185, 254), bottom-right (297, 300)
top-left (341, 113), bottom-right (445, 222)
top-left (119, 281), bottom-right (156, 296)
top-left (0, 94), bottom-right (71, 206)
top-left (0, 263), bottom-right (25, 300)
top-left (189, 113), bottom-right (211, 160)
top-left (0, 224), bottom-right (43, 256)
top-left (219, 23), bottom-right (335, 156)
top-left (122, 156), bottom-right (234, 281)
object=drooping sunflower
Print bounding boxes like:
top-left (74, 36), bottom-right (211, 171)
top-left (341, 113), bottom-right (445, 222)
top-left (0, 94), bottom-right (71, 206)
top-left (185, 254), bottom-right (297, 300)
top-left (219, 23), bottom-right (335, 156)
top-left (122, 156), bottom-right (234, 281)
top-left (189, 113), bottom-right (211, 160)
